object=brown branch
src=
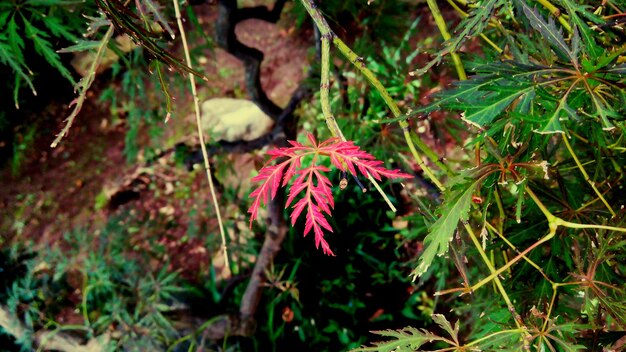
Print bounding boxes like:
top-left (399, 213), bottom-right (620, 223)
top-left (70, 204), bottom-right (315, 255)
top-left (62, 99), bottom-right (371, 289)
top-left (155, 2), bottom-right (319, 340)
top-left (196, 181), bottom-right (288, 340)
top-left (239, 179), bottom-right (288, 321)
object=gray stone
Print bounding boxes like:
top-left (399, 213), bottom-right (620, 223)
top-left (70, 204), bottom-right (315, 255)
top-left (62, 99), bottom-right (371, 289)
top-left (200, 98), bottom-right (274, 142)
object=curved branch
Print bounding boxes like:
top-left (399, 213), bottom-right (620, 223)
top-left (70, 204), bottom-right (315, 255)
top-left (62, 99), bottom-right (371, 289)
top-left (240, 183), bottom-right (288, 321)
top-left (181, 83), bottom-right (311, 168)
top-left (235, 0), bottom-right (288, 23)
top-left (216, 0), bottom-right (283, 119)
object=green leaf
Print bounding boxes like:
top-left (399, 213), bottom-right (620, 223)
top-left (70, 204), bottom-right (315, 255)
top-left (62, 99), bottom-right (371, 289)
top-left (0, 39), bottom-right (37, 100)
top-left (411, 173), bottom-right (481, 278)
top-left (40, 15), bottom-right (78, 42)
top-left (151, 60), bottom-right (172, 120)
top-left (350, 327), bottom-right (449, 352)
top-left (22, 17), bottom-right (75, 85)
top-left (412, 0), bottom-right (505, 76)
top-left (7, 16), bottom-right (25, 64)
top-left (446, 0), bottom-right (504, 54)
top-left (535, 97), bottom-right (577, 134)
top-left (57, 40), bottom-right (104, 53)
top-left (420, 75), bottom-right (505, 113)
top-left (0, 8), bottom-right (11, 23)
top-left (461, 85), bottom-right (535, 127)
top-left (521, 3), bottom-right (577, 66)
top-left (562, 0), bottom-right (603, 60)
top-left (589, 92), bottom-right (617, 131)
top-left (422, 61), bottom-right (547, 127)
top-left (432, 314), bottom-right (459, 344)
top-left (95, 0), bottom-right (209, 82)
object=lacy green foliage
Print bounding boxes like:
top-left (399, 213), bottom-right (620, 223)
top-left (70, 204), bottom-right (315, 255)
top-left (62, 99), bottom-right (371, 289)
top-left (51, 0), bottom-right (208, 148)
top-left (329, 17), bottom-right (424, 162)
top-left (411, 172), bottom-right (481, 278)
top-left (354, 314), bottom-right (590, 351)
top-left (90, 0), bottom-right (210, 158)
top-left (356, 0), bottom-right (626, 350)
top-left (0, 0), bottom-right (95, 107)
top-left (412, 0), bottom-right (507, 76)
top-left (288, 0), bottom-right (410, 42)
top-left (352, 314), bottom-right (460, 351)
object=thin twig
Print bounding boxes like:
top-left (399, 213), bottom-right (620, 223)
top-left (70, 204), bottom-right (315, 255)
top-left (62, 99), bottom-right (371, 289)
top-left (51, 25), bottom-right (115, 148)
top-left (172, 0), bottom-right (230, 275)
top-left (318, 29), bottom-right (397, 211)
top-left (425, 0), bottom-right (467, 81)
top-left (561, 134), bottom-right (616, 217)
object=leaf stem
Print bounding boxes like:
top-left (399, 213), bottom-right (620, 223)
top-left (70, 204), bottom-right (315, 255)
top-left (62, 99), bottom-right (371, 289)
top-left (320, 35), bottom-right (344, 140)
top-left (466, 186), bottom-right (626, 294)
top-left (300, 0), bottom-right (443, 209)
top-left (463, 328), bottom-right (526, 348)
top-left (318, 20), bottom-right (396, 211)
top-left (468, 225), bottom-right (556, 293)
top-left (51, 25), bottom-right (114, 148)
top-left (485, 221), bottom-right (553, 283)
top-left (561, 134), bottom-right (616, 217)
top-left (173, 0), bottom-right (230, 275)
top-left (534, 0), bottom-right (572, 32)
top-left (332, 36), bottom-right (448, 190)
top-left (462, 222), bottom-right (528, 333)
top-left (425, 0), bottom-right (467, 81)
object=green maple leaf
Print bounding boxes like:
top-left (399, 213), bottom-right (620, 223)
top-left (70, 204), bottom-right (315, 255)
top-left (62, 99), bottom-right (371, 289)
top-left (411, 172), bottom-right (481, 279)
top-left (351, 314), bottom-right (461, 352)
top-left (23, 17), bottom-right (76, 85)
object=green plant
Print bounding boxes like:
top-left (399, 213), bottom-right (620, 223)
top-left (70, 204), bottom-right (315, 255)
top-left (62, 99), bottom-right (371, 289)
top-left (0, 0), bottom-right (97, 107)
top-left (262, 0), bottom-right (626, 350)
top-left (298, 1), bottom-right (626, 351)
top-left (3, 217), bottom-right (188, 351)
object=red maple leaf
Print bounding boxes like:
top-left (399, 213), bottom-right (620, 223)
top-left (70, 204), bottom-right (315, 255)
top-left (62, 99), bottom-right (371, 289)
top-left (248, 133), bottom-right (412, 255)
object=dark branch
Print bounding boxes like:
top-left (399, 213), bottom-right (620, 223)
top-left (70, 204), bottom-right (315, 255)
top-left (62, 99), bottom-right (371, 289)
top-left (216, 0), bottom-right (283, 119)
top-left (181, 83), bottom-right (311, 169)
top-left (235, 0), bottom-right (288, 23)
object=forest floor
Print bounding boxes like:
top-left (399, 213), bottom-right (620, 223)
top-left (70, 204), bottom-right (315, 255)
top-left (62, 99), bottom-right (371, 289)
top-left (0, 5), bottom-right (310, 286)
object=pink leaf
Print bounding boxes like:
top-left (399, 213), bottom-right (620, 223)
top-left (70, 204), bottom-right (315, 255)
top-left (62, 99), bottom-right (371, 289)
top-left (306, 133), bottom-right (317, 147)
top-left (249, 133), bottom-right (412, 255)
top-left (290, 198), bottom-right (308, 226)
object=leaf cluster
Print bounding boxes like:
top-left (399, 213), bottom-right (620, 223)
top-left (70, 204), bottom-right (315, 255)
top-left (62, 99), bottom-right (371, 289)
top-left (0, 0), bottom-right (96, 108)
top-left (357, 0), bottom-right (626, 350)
top-left (3, 216), bottom-right (185, 350)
